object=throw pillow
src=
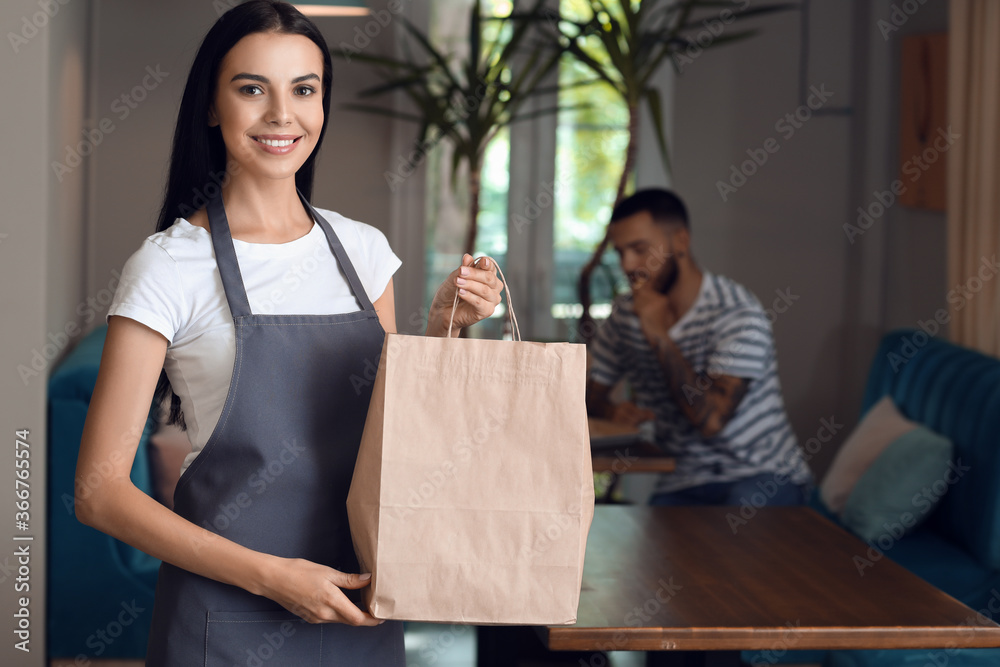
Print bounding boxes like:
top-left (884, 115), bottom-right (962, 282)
top-left (840, 427), bottom-right (954, 543)
top-left (820, 395), bottom-right (917, 514)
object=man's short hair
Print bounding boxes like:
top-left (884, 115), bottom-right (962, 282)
top-left (610, 188), bottom-right (689, 228)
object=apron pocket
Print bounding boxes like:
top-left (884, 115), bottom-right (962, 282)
top-left (205, 610), bottom-right (320, 666)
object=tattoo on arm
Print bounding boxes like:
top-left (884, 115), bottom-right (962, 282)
top-left (648, 333), bottom-right (749, 437)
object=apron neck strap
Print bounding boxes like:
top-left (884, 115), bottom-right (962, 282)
top-left (207, 188), bottom-right (377, 319)
top-left (297, 190), bottom-right (376, 313)
top-left (207, 190), bottom-right (253, 319)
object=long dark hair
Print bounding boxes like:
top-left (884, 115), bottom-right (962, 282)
top-left (153, 0), bottom-right (334, 428)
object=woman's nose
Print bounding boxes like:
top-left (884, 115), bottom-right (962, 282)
top-left (267, 96), bottom-right (291, 125)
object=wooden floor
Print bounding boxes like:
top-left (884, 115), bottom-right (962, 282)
top-left (48, 616), bottom-right (815, 666)
top-left (50, 658), bottom-right (820, 667)
top-left (49, 661), bottom-right (821, 667)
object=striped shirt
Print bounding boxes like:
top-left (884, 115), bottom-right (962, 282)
top-left (590, 271), bottom-right (812, 494)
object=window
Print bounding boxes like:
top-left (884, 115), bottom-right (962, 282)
top-left (423, 0), bottom-right (512, 339)
top-left (421, 0), bottom-right (634, 341)
top-left (550, 0), bottom-right (629, 340)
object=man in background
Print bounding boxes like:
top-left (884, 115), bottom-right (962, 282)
top-left (586, 188), bottom-right (813, 505)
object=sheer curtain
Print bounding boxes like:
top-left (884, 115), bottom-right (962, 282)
top-left (947, 0), bottom-right (1000, 355)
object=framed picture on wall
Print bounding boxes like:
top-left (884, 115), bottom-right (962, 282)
top-left (898, 32), bottom-right (948, 211)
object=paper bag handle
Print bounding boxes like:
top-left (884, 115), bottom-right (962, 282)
top-left (447, 256), bottom-right (521, 341)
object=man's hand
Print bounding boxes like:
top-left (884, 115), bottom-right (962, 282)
top-left (609, 401), bottom-right (656, 427)
top-left (632, 281), bottom-right (677, 342)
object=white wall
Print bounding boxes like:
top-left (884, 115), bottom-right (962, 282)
top-left (1, 0), bottom-right (94, 661)
top-left (632, 0), bottom-right (950, 480)
top-left (870, 0), bottom-right (949, 332)
top-left (840, 0), bottom-right (950, 455)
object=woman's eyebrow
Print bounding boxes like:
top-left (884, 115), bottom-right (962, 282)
top-left (230, 72), bottom-right (320, 84)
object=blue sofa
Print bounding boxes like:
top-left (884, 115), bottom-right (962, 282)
top-left (47, 323), bottom-right (160, 659)
top-left (744, 329), bottom-right (1000, 666)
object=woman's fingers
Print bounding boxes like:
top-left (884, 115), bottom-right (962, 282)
top-left (456, 276), bottom-right (501, 316)
top-left (456, 289), bottom-right (494, 319)
top-left (268, 559), bottom-right (383, 626)
top-left (319, 571), bottom-right (380, 625)
top-left (455, 258), bottom-right (501, 304)
top-left (300, 595), bottom-right (379, 626)
top-left (456, 273), bottom-right (498, 303)
top-left (321, 595), bottom-right (381, 627)
top-left (332, 571), bottom-right (373, 590)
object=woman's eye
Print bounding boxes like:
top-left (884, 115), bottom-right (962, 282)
top-left (295, 85), bottom-right (316, 96)
top-left (240, 84), bottom-right (263, 96)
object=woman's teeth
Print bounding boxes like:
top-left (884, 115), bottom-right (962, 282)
top-left (255, 137), bottom-right (296, 147)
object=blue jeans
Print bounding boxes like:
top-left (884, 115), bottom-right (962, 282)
top-left (649, 472), bottom-right (810, 507)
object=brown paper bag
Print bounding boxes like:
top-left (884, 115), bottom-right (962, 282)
top-left (346, 263), bottom-right (594, 625)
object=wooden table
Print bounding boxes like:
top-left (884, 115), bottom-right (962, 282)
top-left (543, 506), bottom-right (1000, 659)
top-left (589, 418), bottom-right (675, 503)
top-left (591, 440), bottom-right (677, 474)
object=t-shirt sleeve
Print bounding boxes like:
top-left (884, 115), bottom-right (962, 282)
top-left (588, 308), bottom-right (625, 387)
top-left (106, 240), bottom-right (186, 345)
top-left (358, 223), bottom-right (401, 302)
top-left (706, 306), bottom-right (772, 381)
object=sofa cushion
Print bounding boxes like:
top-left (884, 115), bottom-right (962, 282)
top-left (820, 396), bottom-right (918, 515)
top-left (861, 331), bottom-right (1000, 570)
top-left (840, 427), bottom-right (953, 543)
top-left (876, 526), bottom-right (1000, 610)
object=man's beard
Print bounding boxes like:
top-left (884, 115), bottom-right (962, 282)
top-left (628, 254), bottom-right (679, 294)
top-left (652, 256), bottom-right (680, 294)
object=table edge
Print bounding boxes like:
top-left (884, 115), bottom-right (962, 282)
top-left (544, 625), bottom-right (1000, 652)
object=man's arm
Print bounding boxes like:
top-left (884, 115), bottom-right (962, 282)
top-left (631, 285), bottom-right (749, 438)
top-left (586, 377), bottom-right (656, 425)
top-left (645, 332), bottom-right (749, 438)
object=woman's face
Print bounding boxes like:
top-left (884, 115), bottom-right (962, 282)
top-left (209, 31), bottom-right (325, 182)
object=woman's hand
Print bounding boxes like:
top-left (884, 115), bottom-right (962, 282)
top-left (426, 254), bottom-right (503, 337)
top-left (260, 556), bottom-right (382, 626)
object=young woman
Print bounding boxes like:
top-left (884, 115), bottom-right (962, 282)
top-left (74, 2), bottom-right (501, 664)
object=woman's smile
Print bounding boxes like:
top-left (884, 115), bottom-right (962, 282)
top-left (251, 134), bottom-right (302, 154)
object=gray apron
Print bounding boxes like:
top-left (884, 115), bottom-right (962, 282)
top-left (144, 189), bottom-right (404, 666)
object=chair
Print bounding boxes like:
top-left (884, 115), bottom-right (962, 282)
top-left (47, 323), bottom-right (160, 658)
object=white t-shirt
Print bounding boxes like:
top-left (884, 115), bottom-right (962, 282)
top-left (106, 208), bottom-right (401, 474)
